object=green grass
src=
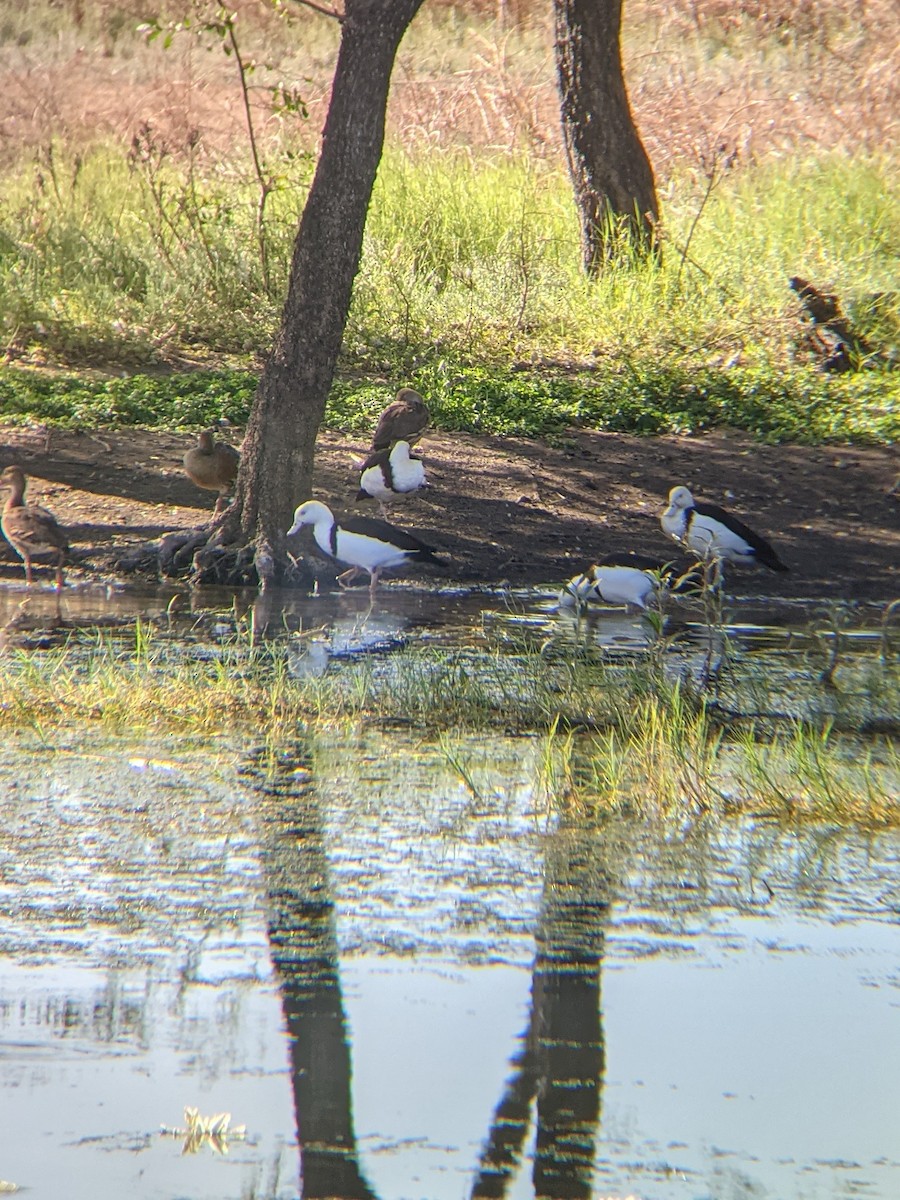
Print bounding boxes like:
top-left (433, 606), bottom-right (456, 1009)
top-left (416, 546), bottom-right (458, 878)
top-left (1, 620), bottom-right (897, 827)
top-left (0, 144), bottom-right (896, 444)
top-left (0, 356), bottom-right (895, 444)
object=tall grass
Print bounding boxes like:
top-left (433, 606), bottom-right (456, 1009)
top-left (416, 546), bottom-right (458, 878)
top-left (5, 142), bottom-right (895, 368)
top-left (0, 141), bottom-right (896, 442)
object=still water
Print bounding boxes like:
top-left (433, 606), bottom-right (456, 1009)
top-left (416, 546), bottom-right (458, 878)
top-left (1, 719), bottom-right (898, 1200)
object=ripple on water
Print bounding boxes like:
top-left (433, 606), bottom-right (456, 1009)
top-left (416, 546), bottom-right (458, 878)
top-left (0, 629), bottom-right (897, 1199)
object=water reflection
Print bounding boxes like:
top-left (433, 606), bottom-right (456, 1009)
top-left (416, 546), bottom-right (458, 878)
top-left (244, 739), bottom-right (612, 1200)
top-left (473, 816), bottom-right (608, 1200)
top-left (1, 731), bottom-right (898, 1199)
top-left (0, 579), bottom-right (893, 692)
top-left (247, 745), bottom-right (376, 1199)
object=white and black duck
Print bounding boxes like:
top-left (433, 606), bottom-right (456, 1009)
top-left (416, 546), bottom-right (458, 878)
top-left (661, 486), bottom-right (788, 572)
top-left (357, 440), bottom-right (427, 515)
top-left (286, 500), bottom-right (441, 597)
top-left (558, 553), bottom-right (690, 612)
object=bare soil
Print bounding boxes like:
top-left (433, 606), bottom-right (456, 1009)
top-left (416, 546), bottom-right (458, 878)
top-left (0, 423), bottom-right (897, 603)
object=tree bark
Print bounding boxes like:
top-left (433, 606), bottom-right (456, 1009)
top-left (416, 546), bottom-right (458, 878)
top-left (554, 0), bottom-right (658, 275)
top-left (230, 0), bottom-right (423, 586)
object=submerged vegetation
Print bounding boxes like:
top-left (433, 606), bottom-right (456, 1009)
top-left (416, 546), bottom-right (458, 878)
top-left (1, 607), bottom-right (897, 828)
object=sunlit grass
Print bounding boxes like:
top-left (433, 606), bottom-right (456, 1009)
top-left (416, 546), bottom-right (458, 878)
top-left (0, 140), bottom-right (896, 443)
top-left (553, 708), bottom-right (900, 829)
top-left (160, 1106), bottom-right (248, 1158)
top-left (1, 622), bottom-right (897, 828)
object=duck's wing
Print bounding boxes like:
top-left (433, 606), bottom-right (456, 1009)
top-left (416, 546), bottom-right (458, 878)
top-left (340, 514), bottom-right (439, 556)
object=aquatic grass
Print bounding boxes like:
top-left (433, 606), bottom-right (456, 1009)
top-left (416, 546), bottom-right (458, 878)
top-left (534, 714), bottom-right (577, 812)
top-left (161, 1106), bottom-right (248, 1158)
top-left (724, 722), bottom-right (900, 829)
top-left (437, 731), bottom-right (487, 803)
top-left (569, 684), bottom-right (726, 817)
top-left (2, 626), bottom-right (896, 827)
top-left (0, 626), bottom-right (315, 740)
top-left (541, 705), bottom-right (900, 829)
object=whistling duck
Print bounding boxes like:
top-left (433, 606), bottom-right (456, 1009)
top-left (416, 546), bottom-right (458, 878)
top-left (183, 430), bottom-right (240, 511)
top-left (0, 465), bottom-right (70, 589)
top-left (370, 388), bottom-right (430, 451)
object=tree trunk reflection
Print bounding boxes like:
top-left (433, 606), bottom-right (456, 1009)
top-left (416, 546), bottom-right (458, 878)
top-left (249, 745), bottom-right (377, 1200)
top-left (473, 814), bottom-right (608, 1199)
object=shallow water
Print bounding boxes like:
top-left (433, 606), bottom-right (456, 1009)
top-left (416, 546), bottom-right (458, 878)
top-left (1, 579), bottom-right (896, 720)
top-left (1, 724), bottom-right (898, 1200)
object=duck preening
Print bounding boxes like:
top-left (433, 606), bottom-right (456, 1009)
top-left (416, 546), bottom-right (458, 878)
top-left (558, 553), bottom-right (689, 612)
top-left (661, 485), bottom-right (788, 572)
top-left (286, 500), bottom-right (442, 597)
top-left (370, 388), bottom-right (430, 451)
top-left (0, 465), bottom-right (70, 589)
top-left (183, 429), bottom-right (240, 511)
top-left (357, 440), bottom-right (428, 515)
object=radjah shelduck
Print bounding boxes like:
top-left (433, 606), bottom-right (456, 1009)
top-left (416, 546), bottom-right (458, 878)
top-left (558, 553), bottom-right (690, 612)
top-left (357, 440), bottom-right (427, 516)
top-left (370, 388), bottom-right (430, 451)
top-left (286, 500), bottom-right (441, 598)
top-left (661, 485), bottom-right (788, 572)
top-left (0, 465), bottom-right (70, 589)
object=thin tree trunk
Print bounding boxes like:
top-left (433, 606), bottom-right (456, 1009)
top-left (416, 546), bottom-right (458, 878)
top-left (231, 0), bottom-right (423, 585)
top-left (554, 0), bottom-right (659, 275)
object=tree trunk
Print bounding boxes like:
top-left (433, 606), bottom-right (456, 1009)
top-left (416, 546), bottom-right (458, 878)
top-left (230, 0), bottom-right (423, 586)
top-left (554, 0), bottom-right (658, 275)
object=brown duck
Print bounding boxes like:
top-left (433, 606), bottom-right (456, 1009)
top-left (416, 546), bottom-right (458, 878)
top-left (183, 430), bottom-right (240, 511)
top-left (0, 465), bottom-right (70, 589)
top-left (370, 388), bottom-right (430, 451)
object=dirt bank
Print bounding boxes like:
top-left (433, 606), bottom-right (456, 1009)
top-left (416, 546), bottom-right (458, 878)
top-left (0, 423), bottom-right (897, 603)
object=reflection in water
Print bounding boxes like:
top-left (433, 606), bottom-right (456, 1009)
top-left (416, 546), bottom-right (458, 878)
top-left (474, 815), bottom-right (608, 1200)
top-left (249, 738), bottom-right (612, 1200)
top-left (1, 730), bottom-right (898, 1199)
top-left (247, 745), bottom-right (376, 1200)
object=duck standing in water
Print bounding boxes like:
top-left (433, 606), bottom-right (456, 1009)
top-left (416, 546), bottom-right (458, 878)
top-left (661, 485), bottom-right (788, 572)
top-left (357, 440), bottom-right (428, 516)
top-left (558, 553), bottom-right (694, 612)
top-left (286, 500), bottom-right (441, 598)
top-left (0, 465), bottom-right (70, 589)
top-left (183, 429), bottom-right (240, 512)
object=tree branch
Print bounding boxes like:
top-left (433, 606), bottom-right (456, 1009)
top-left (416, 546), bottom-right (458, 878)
top-left (287, 0), bottom-right (345, 21)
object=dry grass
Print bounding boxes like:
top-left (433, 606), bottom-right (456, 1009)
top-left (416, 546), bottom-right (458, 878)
top-left (1, 0), bottom-right (895, 175)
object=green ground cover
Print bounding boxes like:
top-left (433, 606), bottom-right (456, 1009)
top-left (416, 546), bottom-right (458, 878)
top-left (0, 150), bottom-right (896, 443)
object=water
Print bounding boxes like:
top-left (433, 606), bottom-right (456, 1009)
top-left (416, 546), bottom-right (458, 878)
top-left (1, 723), bottom-right (898, 1200)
